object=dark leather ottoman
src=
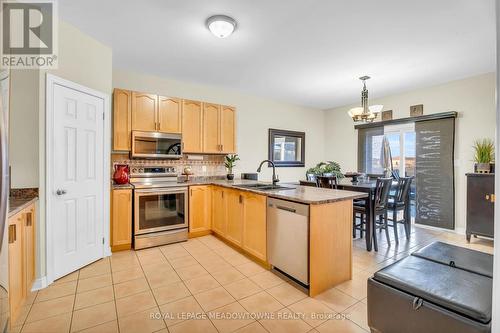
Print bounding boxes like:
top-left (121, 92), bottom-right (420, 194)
top-left (367, 242), bottom-right (493, 333)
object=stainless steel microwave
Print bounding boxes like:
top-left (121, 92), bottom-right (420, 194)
top-left (131, 131), bottom-right (182, 159)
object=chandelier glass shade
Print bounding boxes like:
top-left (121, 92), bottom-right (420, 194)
top-left (347, 76), bottom-right (383, 123)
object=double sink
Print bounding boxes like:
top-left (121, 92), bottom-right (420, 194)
top-left (233, 183), bottom-right (294, 192)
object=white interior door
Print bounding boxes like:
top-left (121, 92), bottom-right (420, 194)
top-left (51, 83), bottom-right (104, 279)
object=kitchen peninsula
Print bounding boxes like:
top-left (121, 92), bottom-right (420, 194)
top-left (191, 180), bottom-right (367, 296)
top-left (112, 178), bottom-right (367, 297)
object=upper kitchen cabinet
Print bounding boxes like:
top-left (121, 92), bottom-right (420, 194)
top-left (182, 99), bottom-right (203, 153)
top-left (113, 89), bottom-right (132, 151)
top-left (112, 88), bottom-right (236, 154)
top-left (203, 103), bottom-right (221, 153)
top-left (132, 92), bottom-right (157, 132)
top-left (220, 105), bottom-right (236, 153)
top-left (201, 103), bottom-right (237, 154)
top-left (158, 96), bottom-right (182, 133)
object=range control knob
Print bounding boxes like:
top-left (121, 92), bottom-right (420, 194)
top-left (139, 168), bottom-right (144, 173)
top-left (131, 168), bottom-right (137, 173)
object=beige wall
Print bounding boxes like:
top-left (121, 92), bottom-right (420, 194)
top-left (113, 69), bottom-right (326, 182)
top-left (9, 69), bottom-right (40, 188)
top-left (324, 72), bottom-right (496, 232)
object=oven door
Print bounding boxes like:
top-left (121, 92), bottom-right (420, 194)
top-left (134, 187), bottom-right (188, 235)
top-left (131, 131), bottom-right (182, 159)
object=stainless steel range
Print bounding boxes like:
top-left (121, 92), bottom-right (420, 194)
top-left (130, 165), bottom-right (188, 249)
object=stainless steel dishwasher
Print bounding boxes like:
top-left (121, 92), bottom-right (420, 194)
top-left (267, 197), bottom-right (309, 285)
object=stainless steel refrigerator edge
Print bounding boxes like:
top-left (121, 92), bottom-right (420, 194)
top-left (0, 69), bottom-right (10, 332)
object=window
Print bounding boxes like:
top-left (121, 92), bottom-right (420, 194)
top-left (357, 127), bottom-right (384, 174)
top-left (268, 129), bottom-right (305, 167)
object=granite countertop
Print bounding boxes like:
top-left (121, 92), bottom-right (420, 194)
top-left (9, 196), bottom-right (38, 217)
top-left (181, 179), bottom-right (368, 205)
top-left (112, 183), bottom-right (134, 189)
top-left (112, 178), bottom-right (367, 205)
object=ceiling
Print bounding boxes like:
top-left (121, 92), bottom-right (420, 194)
top-left (59, 0), bottom-right (496, 109)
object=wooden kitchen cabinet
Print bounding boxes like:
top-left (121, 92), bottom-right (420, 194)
top-left (113, 89), bottom-right (132, 151)
top-left (24, 207), bottom-right (35, 295)
top-left (203, 103), bottom-right (221, 153)
top-left (189, 186), bottom-right (212, 236)
top-left (132, 92), bottom-right (158, 132)
top-left (112, 87), bottom-right (237, 153)
top-left (242, 192), bottom-right (267, 261)
top-left (225, 189), bottom-right (243, 246)
top-left (158, 96), bottom-right (182, 133)
top-left (182, 100), bottom-right (203, 153)
top-left (220, 105), bottom-right (236, 153)
top-left (211, 186), bottom-right (227, 236)
top-left (8, 203), bottom-right (37, 325)
top-left (8, 212), bottom-right (25, 325)
top-left (111, 189), bottom-right (132, 251)
top-left (202, 104), bottom-right (236, 154)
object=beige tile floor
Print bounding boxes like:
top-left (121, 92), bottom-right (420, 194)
top-left (10, 225), bottom-right (493, 333)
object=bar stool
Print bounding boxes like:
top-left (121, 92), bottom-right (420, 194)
top-left (353, 178), bottom-right (393, 249)
top-left (387, 176), bottom-right (413, 244)
top-left (316, 175), bottom-right (338, 189)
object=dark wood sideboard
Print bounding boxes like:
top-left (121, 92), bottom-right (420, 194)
top-left (466, 173), bottom-right (495, 241)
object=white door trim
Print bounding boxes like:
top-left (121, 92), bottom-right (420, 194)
top-left (45, 74), bottom-right (111, 285)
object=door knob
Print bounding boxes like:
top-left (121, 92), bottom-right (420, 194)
top-left (56, 189), bottom-right (67, 196)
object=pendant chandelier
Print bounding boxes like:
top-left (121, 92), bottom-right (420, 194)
top-left (347, 76), bottom-right (383, 123)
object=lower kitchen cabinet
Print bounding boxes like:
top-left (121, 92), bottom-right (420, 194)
top-left (242, 192), bottom-right (267, 261)
top-left (225, 189), bottom-right (243, 246)
top-left (24, 206), bottom-right (36, 296)
top-left (211, 186), bottom-right (227, 236)
top-left (192, 186), bottom-right (267, 262)
top-left (111, 188), bottom-right (132, 251)
top-left (189, 185), bottom-right (212, 236)
top-left (8, 203), bottom-right (37, 325)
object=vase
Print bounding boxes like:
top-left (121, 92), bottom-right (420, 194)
top-left (227, 174), bottom-right (234, 180)
top-left (113, 164), bottom-right (129, 184)
top-left (476, 163), bottom-right (491, 174)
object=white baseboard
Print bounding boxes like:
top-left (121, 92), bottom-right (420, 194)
top-left (31, 276), bottom-right (48, 291)
top-left (104, 246), bottom-right (112, 257)
top-left (414, 223), bottom-right (466, 235)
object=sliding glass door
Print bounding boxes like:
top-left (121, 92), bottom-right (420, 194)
top-left (385, 124), bottom-right (416, 218)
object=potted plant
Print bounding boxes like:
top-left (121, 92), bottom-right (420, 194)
top-left (473, 139), bottom-right (494, 173)
top-left (224, 154), bottom-right (240, 180)
top-left (306, 161), bottom-right (344, 181)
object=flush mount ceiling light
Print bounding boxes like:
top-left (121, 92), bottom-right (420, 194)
top-left (347, 76), bottom-right (383, 123)
top-left (206, 15), bottom-right (237, 38)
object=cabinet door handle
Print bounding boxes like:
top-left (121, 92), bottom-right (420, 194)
top-left (276, 205), bottom-right (296, 213)
top-left (26, 212), bottom-right (32, 226)
top-left (8, 224), bottom-right (16, 244)
top-left (491, 194), bottom-right (495, 203)
top-left (239, 195), bottom-right (243, 204)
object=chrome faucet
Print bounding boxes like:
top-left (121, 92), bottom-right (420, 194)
top-left (257, 160), bottom-right (279, 185)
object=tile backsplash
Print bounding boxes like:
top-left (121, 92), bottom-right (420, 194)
top-left (111, 153), bottom-right (226, 177)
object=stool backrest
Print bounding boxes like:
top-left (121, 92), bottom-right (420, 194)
top-left (375, 177), bottom-right (393, 209)
top-left (394, 176), bottom-right (413, 203)
top-left (317, 176), bottom-right (338, 189)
